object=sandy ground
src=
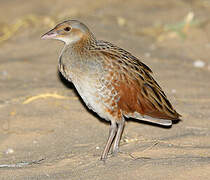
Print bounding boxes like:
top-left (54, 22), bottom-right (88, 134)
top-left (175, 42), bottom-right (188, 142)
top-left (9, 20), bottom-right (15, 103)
top-left (0, 0), bottom-right (210, 179)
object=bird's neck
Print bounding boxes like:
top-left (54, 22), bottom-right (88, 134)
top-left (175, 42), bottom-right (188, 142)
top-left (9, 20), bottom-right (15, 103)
top-left (72, 33), bottom-right (96, 50)
top-left (61, 39), bottom-right (93, 65)
top-left (63, 34), bottom-right (96, 60)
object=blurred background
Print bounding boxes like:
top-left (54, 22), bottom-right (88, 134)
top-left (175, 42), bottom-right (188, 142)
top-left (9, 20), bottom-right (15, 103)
top-left (0, 0), bottom-right (210, 179)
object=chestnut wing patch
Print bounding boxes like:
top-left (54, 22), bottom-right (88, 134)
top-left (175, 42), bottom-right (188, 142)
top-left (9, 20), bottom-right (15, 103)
top-left (90, 40), bottom-right (181, 121)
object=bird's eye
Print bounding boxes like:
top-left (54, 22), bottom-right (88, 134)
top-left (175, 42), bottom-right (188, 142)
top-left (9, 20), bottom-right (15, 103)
top-left (64, 27), bottom-right (71, 32)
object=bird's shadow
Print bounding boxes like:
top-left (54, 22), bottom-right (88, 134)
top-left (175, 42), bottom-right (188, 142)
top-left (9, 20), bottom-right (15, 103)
top-left (58, 71), bottom-right (180, 129)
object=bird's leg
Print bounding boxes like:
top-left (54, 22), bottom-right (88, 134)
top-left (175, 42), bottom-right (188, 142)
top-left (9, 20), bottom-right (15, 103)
top-left (112, 118), bottom-right (125, 154)
top-left (101, 122), bottom-right (117, 161)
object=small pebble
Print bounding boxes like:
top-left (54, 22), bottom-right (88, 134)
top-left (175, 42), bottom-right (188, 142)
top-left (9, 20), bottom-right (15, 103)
top-left (1, 71), bottom-right (8, 76)
top-left (144, 52), bottom-right (151, 58)
top-left (171, 89), bottom-right (176, 93)
top-left (0, 71), bottom-right (8, 79)
top-left (33, 140), bottom-right (38, 144)
top-left (5, 148), bottom-right (14, 154)
top-left (96, 146), bottom-right (100, 150)
top-left (193, 60), bottom-right (205, 68)
top-left (117, 17), bottom-right (126, 27)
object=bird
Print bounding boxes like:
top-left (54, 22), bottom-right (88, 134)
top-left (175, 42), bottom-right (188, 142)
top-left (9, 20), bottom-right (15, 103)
top-left (41, 20), bottom-right (181, 161)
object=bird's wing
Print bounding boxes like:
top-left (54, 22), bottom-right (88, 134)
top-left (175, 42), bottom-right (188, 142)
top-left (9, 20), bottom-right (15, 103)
top-left (90, 40), bottom-right (181, 123)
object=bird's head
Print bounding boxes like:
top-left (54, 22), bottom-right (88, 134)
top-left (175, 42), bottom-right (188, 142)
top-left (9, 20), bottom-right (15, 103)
top-left (41, 20), bottom-right (94, 45)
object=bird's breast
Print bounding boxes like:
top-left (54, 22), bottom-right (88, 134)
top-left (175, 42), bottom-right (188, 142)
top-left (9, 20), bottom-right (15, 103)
top-left (58, 47), bottom-right (102, 82)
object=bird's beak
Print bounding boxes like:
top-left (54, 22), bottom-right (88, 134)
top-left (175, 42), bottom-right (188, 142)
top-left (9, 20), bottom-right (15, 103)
top-left (41, 28), bottom-right (58, 40)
